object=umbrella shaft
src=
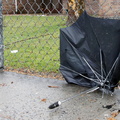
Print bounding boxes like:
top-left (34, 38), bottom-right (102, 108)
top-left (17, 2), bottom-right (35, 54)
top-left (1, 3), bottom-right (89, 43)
top-left (61, 86), bottom-right (99, 103)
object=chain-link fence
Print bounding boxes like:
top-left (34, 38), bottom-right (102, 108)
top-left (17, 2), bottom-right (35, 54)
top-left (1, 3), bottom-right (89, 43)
top-left (1, 0), bottom-right (120, 79)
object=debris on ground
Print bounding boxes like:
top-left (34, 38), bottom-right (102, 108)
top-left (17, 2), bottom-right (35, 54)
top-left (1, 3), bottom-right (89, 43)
top-left (48, 85), bottom-right (59, 88)
top-left (102, 103), bottom-right (116, 109)
top-left (41, 99), bottom-right (47, 102)
top-left (0, 83), bottom-right (7, 87)
top-left (11, 81), bottom-right (13, 84)
top-left (107, 110), bottom-right (120, 120)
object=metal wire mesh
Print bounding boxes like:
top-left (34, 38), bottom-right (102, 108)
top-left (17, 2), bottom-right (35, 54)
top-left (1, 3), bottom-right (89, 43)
top-left (85, 0), bottom-right (120, 19)
top-left (1, 0), bottom-right (120, 78)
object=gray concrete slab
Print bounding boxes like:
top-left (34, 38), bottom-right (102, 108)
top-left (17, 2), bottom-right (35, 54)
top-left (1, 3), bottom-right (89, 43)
top-left (0, 71), bottom-right (120, 120)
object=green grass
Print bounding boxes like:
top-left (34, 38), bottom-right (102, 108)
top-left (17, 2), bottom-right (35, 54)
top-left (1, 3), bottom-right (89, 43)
top-left (3, 15), bottom-right (67, 73)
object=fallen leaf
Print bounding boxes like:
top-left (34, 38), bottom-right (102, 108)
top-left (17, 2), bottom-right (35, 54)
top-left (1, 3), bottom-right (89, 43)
top-left (41, 99), bottom-right (47, 102)
top-left (111, 112), bottom-right (119, 118)
top-left (88, 99), bottom-right (97, 102)
top-left (111, 113), bottom-right (118, 118)
top-left (107, 111), bottom-right (120, 120)
top-left (107, 118), bottom-right (116, 120)
top-left (48, 86), bottom-right (59, 88)
top-left (0, 83), bottom-right (7, 86)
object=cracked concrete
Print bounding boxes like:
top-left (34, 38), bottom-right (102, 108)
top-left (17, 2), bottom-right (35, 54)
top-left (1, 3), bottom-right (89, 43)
top-left (0, 71), bottom-right (120, 120)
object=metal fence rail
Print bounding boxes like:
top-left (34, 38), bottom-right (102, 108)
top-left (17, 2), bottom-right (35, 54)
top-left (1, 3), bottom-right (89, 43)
top-left (2, 0), bottom-right (120, 78)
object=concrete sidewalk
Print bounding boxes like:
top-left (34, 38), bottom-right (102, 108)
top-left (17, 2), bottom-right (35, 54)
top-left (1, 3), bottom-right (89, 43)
top-left (0, 71), bottom-right (120, 120)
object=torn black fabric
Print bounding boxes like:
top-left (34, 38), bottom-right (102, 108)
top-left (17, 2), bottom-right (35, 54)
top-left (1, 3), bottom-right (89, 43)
top-left (60, 11), bottom-right (120, 91)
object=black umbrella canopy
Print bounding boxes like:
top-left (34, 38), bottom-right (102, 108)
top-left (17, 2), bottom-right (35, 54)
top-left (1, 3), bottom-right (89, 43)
top-left (60, 11), bottom-right (120, 93)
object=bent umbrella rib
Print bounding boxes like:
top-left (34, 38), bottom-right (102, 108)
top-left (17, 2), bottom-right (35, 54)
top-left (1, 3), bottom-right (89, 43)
top-left (60, 64), bottom-right (101, 85)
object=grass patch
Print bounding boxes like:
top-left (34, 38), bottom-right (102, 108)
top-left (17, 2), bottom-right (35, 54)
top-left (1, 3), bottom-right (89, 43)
top-left (3, 15), bottom-right (67, 73)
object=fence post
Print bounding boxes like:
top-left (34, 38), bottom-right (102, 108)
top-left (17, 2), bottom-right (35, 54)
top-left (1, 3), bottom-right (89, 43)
top-left (0, 0), bottom-right (3, 72)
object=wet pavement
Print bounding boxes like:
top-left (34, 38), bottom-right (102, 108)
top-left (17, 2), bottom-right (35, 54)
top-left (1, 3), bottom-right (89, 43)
top-left (0, 71), bottom-right (120, 120)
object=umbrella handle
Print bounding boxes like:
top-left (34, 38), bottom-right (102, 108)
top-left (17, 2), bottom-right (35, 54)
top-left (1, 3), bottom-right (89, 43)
top-left (49, 101), bottom-right (61, 109)
top-left (48, 87), bottom-right (100, 109)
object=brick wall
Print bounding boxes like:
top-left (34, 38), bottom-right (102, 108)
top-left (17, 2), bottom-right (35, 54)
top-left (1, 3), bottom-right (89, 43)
top-left (2, 0), bottom-right (62, 14)
top-left (2, 0), bottom-right (16, 14)
top-left (85, 0), bottom-right (120, 18)
top-left (62, 0), bottom-right (68, 14)
top-left (2, 0), bottom-right (42, 14)
top-left (17, 0), bottom-right (42, 14)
